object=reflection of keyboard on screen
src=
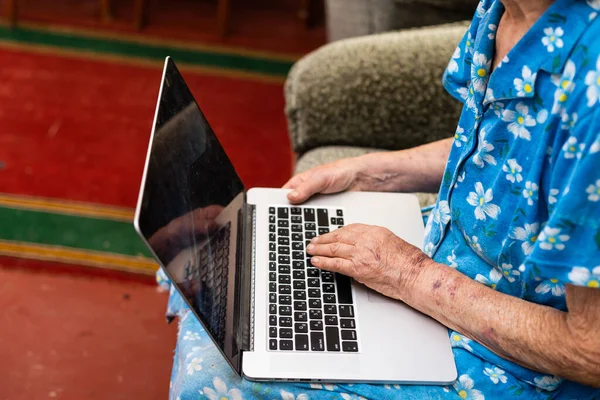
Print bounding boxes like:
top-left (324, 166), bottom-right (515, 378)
top-left (267, 206), bottom-right (359, 353)
top-left (184, 222), bottom-right (231, 347)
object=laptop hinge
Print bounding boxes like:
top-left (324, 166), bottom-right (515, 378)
top-left (236, 202), bottom-right (255, 352)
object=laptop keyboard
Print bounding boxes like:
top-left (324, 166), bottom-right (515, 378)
top-left (267, 206), bottom-right (359, 353)
top-left (184, 222), bottom-right (231, 348)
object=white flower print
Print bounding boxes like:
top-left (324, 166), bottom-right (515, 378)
top-left (488, 24), bottom-right (497, 40)
top-left (467, 182), bottom-right (501, 220)
top-left (511, 222), bottom-right (540, 255)
top-left (502, 159), bottom-right (523, 183)
top-left (584, 55), bottom-right (600, 107)
top-left (465, 32), bottom-right (475, 55)
top-left (497, 55), bottom-right (509, 69)
top-left (560, 112), bottom-right (578, 131)
top-left (453, 374), bottom-right (484, 400)
top-left (475, 269), bottom-right (503, 289)
top-left (424, 242), bottom-right (434, 257)
top-left (309, 383), bottom-right (337, 391)
top-left (183, 330), bottom-right (201, 341)
top-left (447, 250), bottom-right (458, 268)
top-left (491, 102), bottom-right (505, 117)
top-left (500, 263), bottom-right (520, 283)
top-left (537, 108), bottom-right (549, 124)
top-left (472, 52), bottom-right (491, 93)
top-left (502, 102), bottom-right (536, 140)
top-left (591, 135), bottom-right (600, 153)
top-left (466, 86), bottom-right (478, 112)
top-left (538, 226), bottom-right (570, 251)
top-left (457, 86), bottom-right (469, 101)
top-left (586, 179), bottom-right (600, 201)
top-left (454, 126), bottom-right (468, 147)
top-left (535, 278), bottom-right (566, 296)
top-left (548, 188), bottom-right (559, 204)
top-left (467, 235), bottom-right (483, 254)
top-left (455, 171), bottom-right (466, 189)
top-left (280, 390), bottom-right (308, 400)
top-left (203, 377), bottom-right (242, 400)
top-left (562, 136), bottom-right (585, 159)
top-left (522, 181), bottom-right (539, 206)
top-left (568, 266), bottom-right (600, 288)
top-left (589, 0), bottom-right (600, 10)
top-left (384, 384), bottom-right (401, 390)
top-left (484, 366), bottom-right (508, 384)
top-left (534, 375), bottom-right (562, 391)
top-left (432, 201), bottom-right (451, 225)
top-left (484, 88), bottom-right (495, 103)
top-left (541, 27), bottom-right (564, 52)
top-left (186, 357), bottom-right (203, 375)
top-left (551, 60), bottom-right (576, 115)
top-left (472, 129), bottom-right (497, 168)
top-left (476, 1), bottom-right (486, 18)
top-left (513, 66), bottom-right (537, 97)
top-left (340, 394), bottom-right (367, 400)
top-left (450, 332), bottom-right (472, 351)
top-left (448, 46), bottom-right (461, 74)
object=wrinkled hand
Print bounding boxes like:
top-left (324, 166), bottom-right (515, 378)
top-left (282, 158), bottom-right (367, 204)
top-left (306, 224), bottom-right (428, 301)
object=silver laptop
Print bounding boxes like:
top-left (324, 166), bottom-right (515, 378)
top-left (133, 57), bottom-right (457, 384)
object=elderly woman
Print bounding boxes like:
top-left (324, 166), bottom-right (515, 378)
top-left (165, 0), bottom-right (600, 398)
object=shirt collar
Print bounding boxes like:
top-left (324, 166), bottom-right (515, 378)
top-left (483, 0), bottom-right (597, 105)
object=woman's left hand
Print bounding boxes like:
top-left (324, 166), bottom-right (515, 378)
top-left (306, 223), bottom-right (429, 301)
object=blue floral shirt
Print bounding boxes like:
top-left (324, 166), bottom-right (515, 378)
top-left (424, 0), bottom-right (600, 396)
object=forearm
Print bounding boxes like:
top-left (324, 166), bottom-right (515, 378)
top-left (355, 138), bottom-right (453, 193)
top-left (402, 258), bottom-right (600, 387)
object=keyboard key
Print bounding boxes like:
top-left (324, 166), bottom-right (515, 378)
top-left (279, 285), bottom-right (291, 295)
top-left (269, 282), bottom-right (276, 292)
top-left (279, 317), bottom-right (292, 327)
top-left (325, 327), bottom-right (341, 351)
top-left (321, 272), bottom-right (334, 282)
top-left (307, 278), bottom-right (320, 287)
top-left (279, 295), bottom-right (292, 305)
top-left (304, 222), bottom-right (316, 231)
top-left (318, 228), bottom-right (330, 235)
top-left (278, 208), bottom-right (289, 219)
top-left (293, 280), bottom-right (306, 290)
top-left (293, 270), bottom-right (305, 280)
top-left (341, 330), bottom-right (357, 341)
top-left (294, 312), bottom-right (308, 322)
top-left (269, 224), bottom-right (276, 233)
top-left (309, 299), bottom-right (322, 308)
top-left (340, 319), bottom-right (356, 329)
top-left (292, 261), bottom-right (304, 269)
top-left (291, 207), bottom-right (302, 215)
top-left (307, 268), bottom-right (320, 277)
top-left (269, 327), bottom-right (277, 338)
top-left (292, 251), bottom-right (304, 260)
top-left (291, 215), bottom-right (302, 223)
top-left (278, 237), bottom-right (290, 245)
top-left (342, 341), bottom-right (359, 352)
top-left (280, 340), bottom-right (293, 350)
top-left (279, 275), bottom-right (291, 284)
top-left (269, 304), bottom-right (277, 314)
top-left (325, 316), bottom-right (338, 326)
top-left (292, 233), bottom-right (303, 241)
top-left (339, 305), bottom-right (354, 317)
top-left (269, 215), bottom-right (276, 223)
top-left (310, 320), bottom-right (323, 331)
top-left (278, 228), bottom-right (289, 236)
top-left (278, 220), bottom-right (289, 227)
top-left (295, 334), bottom-right (309, 351)
top-left (317, 209), bottom-right (329, 227)
top-left (336, 274), bottom-right (354, 304)
top-left (330, 217), bottom-right (337, 225)
top-left (303, 208), bottom-right (315, 222)
top-left (269, 207), bottom-right (275, 215)
top-left (311, 332), bottom-right (325, 351)
top-left (279, 306), bottom-right (292, 316)
top-left (308, 289), bottom-right (321, 298)
top-left (269, 262), bottom-right (276, 271)
top-left (295, 322), bottom-right (308, 333)
top-left (279, 328), bottom-right (293, 338)
top-left (269, 272), bottom-right (276, 281)
top-left (278, 246), bottom-right (290, 255)
top-left (278, 255), bottom-right (290, 264)
top-left (323, 294), bottom-right (336, 303)
top-left (336, 209), bottom-right (343, 217)
top-left (293, 291), bottom-right (306, 300)
top-left (292, 242), bottom-right (304, 250)
top-left (305, 231), bottom-right (316, 239)
top-left (309, 309), bottom-right (323, 319)
top-left (269, 242), bottom-right (276, 251)
top-left (269, 233), bottom-right (276, 242)
top-left (269, 252), bottom-right (276, 261)
top-left (323, 283), bottom-right (335, 293)
top-left (269, 293), bottom-right (276, 303)
top-left (294, 301), bottom-right (307, 311)
top-left (324, 305), bottom-right (336, 314)
top-left (269, 339), bottom-right (277, 350)
top-left (336, 218), bottom-right (344, 225)
top-left (279, 265), bottom-right (291, 274)
top-left (269, 315), bottom-right (277, 326)
top-left (291, 224), bottom-right (302, 233)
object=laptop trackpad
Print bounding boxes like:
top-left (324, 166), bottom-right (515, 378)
top-left (271, 355), bottom-right (360, 375)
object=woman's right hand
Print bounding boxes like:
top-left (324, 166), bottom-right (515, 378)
top-left (283, 158), bottom-right (367, 204)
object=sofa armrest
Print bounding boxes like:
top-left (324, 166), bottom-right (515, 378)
top-left (285, 21), bottom-right (469, 155)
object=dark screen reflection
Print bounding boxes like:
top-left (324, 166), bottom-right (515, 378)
top-left (138, 59), bottom-right (245, 361)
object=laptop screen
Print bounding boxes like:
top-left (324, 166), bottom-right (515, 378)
top-left (136, 58), bottom-right (245, 372)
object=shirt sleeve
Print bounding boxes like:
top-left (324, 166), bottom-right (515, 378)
top-left (441, 0), bottom-right (491, 103)
top-left (527, 108), bottom-right (600, 288)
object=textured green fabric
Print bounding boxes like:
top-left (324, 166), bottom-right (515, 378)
top-left (294, 146), bottom-right (439, 207)
top-left (285, 22), bottom-right (469, 155)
